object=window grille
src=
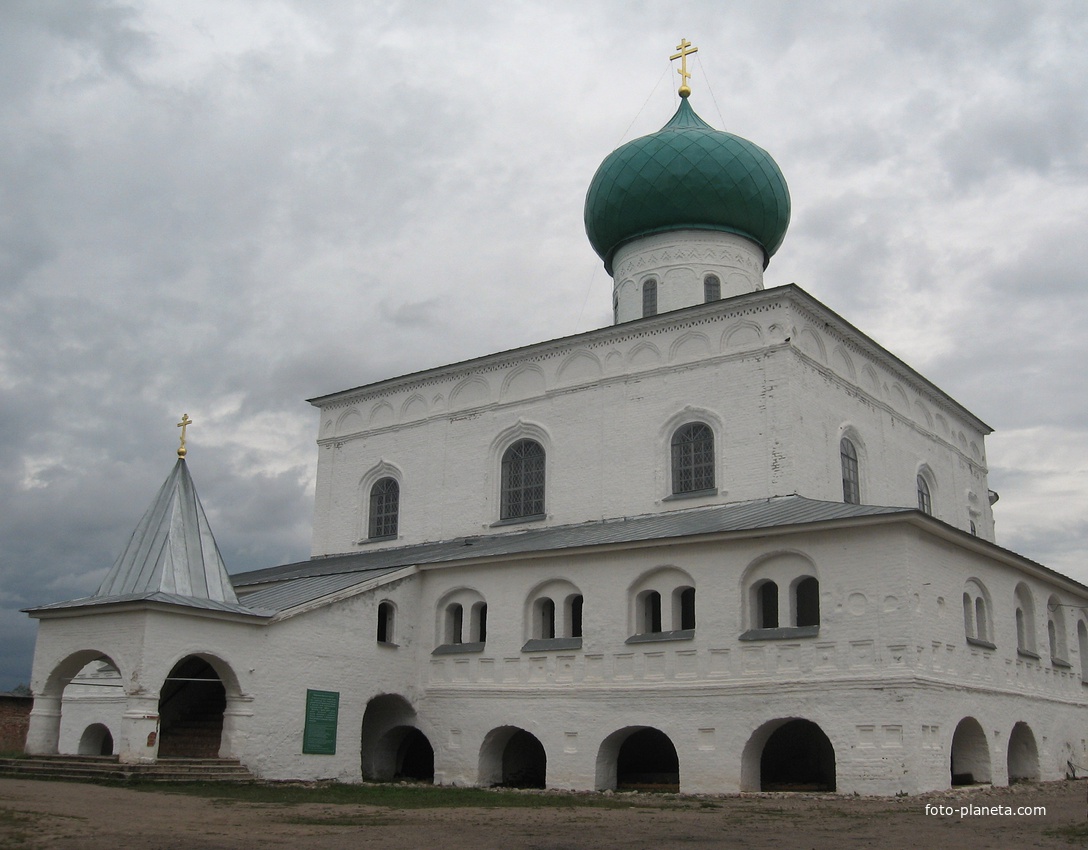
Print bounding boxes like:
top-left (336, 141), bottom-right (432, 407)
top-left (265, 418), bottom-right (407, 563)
top-left (501, 439), bottom-right (545, 519)
top-left (916, 475), bottom-right (932, 514)
top-left (704, 274), bottom-right (721, 302)
top-left (840, 438), bottom-right (860, 504)
top-left (671, 423), bottom-right (715, 494)
top-left (369, 477), bottom-right (399, 539)
top-left (642, 279), bottom-right (658, 317)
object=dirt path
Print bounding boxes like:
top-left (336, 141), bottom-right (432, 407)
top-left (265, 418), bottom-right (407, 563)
top-left (0, 777), bottom-right (1084, 849)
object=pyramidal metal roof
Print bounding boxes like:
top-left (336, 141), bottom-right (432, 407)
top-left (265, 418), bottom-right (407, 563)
top-left (94, 458), bottom-right (239, 604)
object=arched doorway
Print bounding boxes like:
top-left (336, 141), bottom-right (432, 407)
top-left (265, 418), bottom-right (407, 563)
top-left (479, 726), bottom-right (546, 788)
top-left (28, 650), bottom-right (125, 757)
top-left (950, 717), bottom-right (991, 785)
top-left (595, 727), bottom-right (679, 792)
top-left (1006, 721), bottom-right (1039, 783)
top-left (157, 657), bottom-right (225, 758)
top-left (361, 694), bottom-right (434, 782)
top-left (77, 723), bottom-right (114, 756)
top-left (59, 658), bottom-right (123, 756)
top-left (747, 718), bottom-right (835, 791)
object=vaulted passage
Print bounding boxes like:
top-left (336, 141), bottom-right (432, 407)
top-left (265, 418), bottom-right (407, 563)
top-left (500, 730), bottom-right (546, 788)
top-left (360, 695), bottom-right (433, 782)
top-left (393, 728), bottom-right (435, 781)
top-left (950, 716), bottom-right (991, 786)
top-left (479, 726), bottom-right (546, 789)
top-left (157, 657), bottom-right (225, 758)
top-left (760, 719), bottom-right (835, 791)
top-left (616, 728), bottom-right (680, 792)
top-left (1006, 721), bottom-right (1039, 783)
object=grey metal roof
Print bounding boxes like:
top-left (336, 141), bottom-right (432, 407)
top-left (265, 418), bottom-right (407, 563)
top-left (236, 569), bottom-right (405, 612)
top-left (94, 458), bottom-right (239, 604)
top-left (234, 495), bottom-right (911, 592)
top-left (25, 590), bottom-right (273, 618)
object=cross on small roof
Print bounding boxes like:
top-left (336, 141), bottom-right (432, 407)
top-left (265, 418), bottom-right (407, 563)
top-left (670, 38), bottom-right (699, 98)
top-left (177, 413), bottom-right (192, 458)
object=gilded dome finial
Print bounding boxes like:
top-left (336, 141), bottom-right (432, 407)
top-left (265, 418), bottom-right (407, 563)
top-left (177, 413), bottom-right (193, 459)
top-left (670, 38), bottom-right (698, 98)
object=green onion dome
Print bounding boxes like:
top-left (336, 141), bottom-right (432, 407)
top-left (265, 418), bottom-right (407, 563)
top-left (584, 97), bottom-right (790, 275)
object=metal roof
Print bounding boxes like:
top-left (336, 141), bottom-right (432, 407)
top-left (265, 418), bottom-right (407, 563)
top-left (93, 458), bottom-right (239, 604)
top-left (25, 590), bottom-right (273, 618)
top-left (235, 569), bottom-right (405, 612)
top-left (234, 495), bottom-right (911, 595)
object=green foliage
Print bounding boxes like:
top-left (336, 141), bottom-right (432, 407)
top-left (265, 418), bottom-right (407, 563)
top-left (143, 781), bottom-right (685, 810)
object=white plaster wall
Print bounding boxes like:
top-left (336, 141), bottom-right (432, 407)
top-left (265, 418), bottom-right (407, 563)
top-left (310, 287), bottom-right (993, 558)
top-left (611, 230), bottom-right (765, 323)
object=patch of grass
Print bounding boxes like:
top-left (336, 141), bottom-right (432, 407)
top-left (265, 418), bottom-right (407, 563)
top-left (142, 781), bottom-right (687, 811)
top-left (279, 813), bottom-right (402, 827)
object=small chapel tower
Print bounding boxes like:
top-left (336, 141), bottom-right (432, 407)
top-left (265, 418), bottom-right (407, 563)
top-left (584, 40), bottom-right (791, 323)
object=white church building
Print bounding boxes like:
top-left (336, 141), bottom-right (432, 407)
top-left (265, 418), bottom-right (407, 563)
top-left (24, 50), bottom-right (1088, 796)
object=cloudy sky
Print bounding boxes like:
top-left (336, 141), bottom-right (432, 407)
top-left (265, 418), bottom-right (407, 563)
top-left (2, 0), bottom-right (1086, 690)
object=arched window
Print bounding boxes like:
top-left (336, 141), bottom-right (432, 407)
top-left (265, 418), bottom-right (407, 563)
top-left (1014, 583), bottom-right (1037, 658)
top-left (446, 603), bottom-right (464, 645)
top-left (671, 423), bottom-right (715, 495)
top-left (478, 604), bottom-right (488, 641)
top-left (756, 581), bottom-right (779, 629)
top-left (537, 598), bottom-right (556, 640)
top-left (369, 477), bottom-right (400, 539)
top-left (676, 587), bottom-right (696, 630)
top-left (1048, 595), bottom-right (1069, 666)
top-left (642, 278), bottom-right (658, 317)
top-left (916, 475), bottom-right (932, 514)
top-left (628, 568), bottom-right (696, 641)
top-left (963, 580), bottom-right (993, 646)
top-left (1078, 621), bottom-right (1088, 682)
top-left (640, 590), bottom-right (663, 634)
top-left (794, 577), bottom-right (820, 628)
top-left (741, 554), bottom-right (821, 640)
top-left (704, 274), bottom-right (721, 302)
top-left (501, 439), bottom-right (545, 520)
top-left (523, 582), bottom-right (584, 649)
top-left (840, 438), bottom-right (860, 504)
top-left (377, 601), bottom-right (396, 644)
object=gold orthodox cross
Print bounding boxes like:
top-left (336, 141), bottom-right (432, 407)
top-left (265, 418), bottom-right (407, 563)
top-left (177, 413), bottom-right (192, 458)
top-left (670, 38), bottom-right (699, 97)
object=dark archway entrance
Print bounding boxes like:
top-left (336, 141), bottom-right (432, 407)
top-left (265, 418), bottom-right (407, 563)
top-left (361, 694), bottom-right (434, 782)
top-left (157, 657), bottom-right (225, 758)
top-left (395, 728), bottom-right (434, 781)
top-left (500, 729), bottom-right (546, 788)
top-left (760, 719), bottom-right (836, 791)
top-left (78, 723), bottom-right (114, 756)
top-left (616, 728), bottom-right (680, 792)
top-left (1007, 721), bottom-right (1039, 783)
top-left (479, 727), bottom-right (546, 788)
top-left (951, 717), bottom-right (991, 785)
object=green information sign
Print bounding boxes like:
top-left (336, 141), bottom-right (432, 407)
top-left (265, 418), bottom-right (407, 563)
top-left (302, 689), bottom-right (340, 755)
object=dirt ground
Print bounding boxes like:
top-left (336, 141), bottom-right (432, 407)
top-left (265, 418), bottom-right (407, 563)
top-left (0, 777), bottom-right (1085, 850)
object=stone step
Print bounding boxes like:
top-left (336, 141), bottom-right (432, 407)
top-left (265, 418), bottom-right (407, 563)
top-left (0, 756), bottom-right (255, 783)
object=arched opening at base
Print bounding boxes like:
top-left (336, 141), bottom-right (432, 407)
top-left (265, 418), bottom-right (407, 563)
top-left (374, 726), bottom-right (434, 782)
top-left (361, 695), bottom-right (433, 782)
top-left (758, 719), bottom-right (836, 792)
top-left (1006, 721), bottom-right (1039, 784)
top-left (951, 716), bottom-right (992, 786)
top-left (77, 723), bottom-right (114, 756)
top-left (617, 728), bottom-right (679, 792)
top-left (157, 657), bottom-right (225, 758)
top-left (479, 726), bottom-right (546, 789)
